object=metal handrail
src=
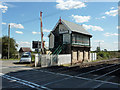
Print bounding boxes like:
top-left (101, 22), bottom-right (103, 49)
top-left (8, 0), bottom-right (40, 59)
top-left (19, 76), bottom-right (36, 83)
top-left (51, 45), bottom-right (61, 55)
top-left (55, 45), bottom-right (62, 55)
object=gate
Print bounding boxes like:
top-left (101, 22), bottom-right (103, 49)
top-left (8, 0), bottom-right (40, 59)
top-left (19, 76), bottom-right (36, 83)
top-left (35, 54), bottom-right (71, 67)
top-left (40, 55), bottom-right (58, 67)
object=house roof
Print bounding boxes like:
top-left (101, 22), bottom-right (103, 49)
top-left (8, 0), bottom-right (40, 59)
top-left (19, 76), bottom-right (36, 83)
top-left (48, 19), bottom-right (92, 37)
top-left (19, 47), bottom-right (32, 52)
top-left (48, 32), bottom-right (54, 37)
top-left (61, 19), bottom-right (92, 36)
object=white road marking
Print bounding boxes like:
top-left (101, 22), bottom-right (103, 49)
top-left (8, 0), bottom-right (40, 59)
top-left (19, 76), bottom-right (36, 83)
top-left (2, 75), bottom-right (36, 88)
top-left (0, 73), bottom-right (50, 90)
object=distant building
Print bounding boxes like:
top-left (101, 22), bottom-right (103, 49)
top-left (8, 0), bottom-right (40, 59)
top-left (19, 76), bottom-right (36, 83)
top-left (48, 18), bottom-right (92, 63)
top-left (19, 47), bottom-right (32, 57)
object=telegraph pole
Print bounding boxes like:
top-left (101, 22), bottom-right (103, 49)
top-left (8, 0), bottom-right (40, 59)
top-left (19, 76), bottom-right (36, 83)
top-left (40, 11), bottom-right (44, 54)
top-left (8, 24), bottom-right (10, 59)
top-left (99, 41), bottom-right (100, 48)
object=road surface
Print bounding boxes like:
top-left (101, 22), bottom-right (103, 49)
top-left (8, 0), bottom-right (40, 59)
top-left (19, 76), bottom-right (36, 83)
top-left (0, 60), bottom-right (120, 89)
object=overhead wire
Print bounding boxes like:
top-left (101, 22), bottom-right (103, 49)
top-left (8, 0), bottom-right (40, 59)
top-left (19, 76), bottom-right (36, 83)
top-left (11, 1), bottom-right (86, 25)
top-left (2, 2), bottom-right (86, 36)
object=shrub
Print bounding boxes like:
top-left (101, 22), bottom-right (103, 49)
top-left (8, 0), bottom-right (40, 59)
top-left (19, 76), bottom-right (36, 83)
top-left (97, 51), bottom-right (110, 59)
top-left (31, 54), bottom-right (35, 62)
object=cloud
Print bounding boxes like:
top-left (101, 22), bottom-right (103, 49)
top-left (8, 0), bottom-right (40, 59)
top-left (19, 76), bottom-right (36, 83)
top-left (116, 26), bottom-right (120, 29)
top-left (113, 42), bottom-right (120, 44)
top-left (72, 15), bottom-right (91, 23)
top-left (18, 41), bottom-right (31, 48)
top-left (19, 41), bottom-right (30, 45)
top-left (45, 41), bottom-right (49, 47)
top-left (110, 7), bottom-right (115, 10)
top-left (32, 29), bottom-right (51, 35)
top-left (9, 23), bottom-right (24, 29)
top-left (15, 31), bottom-right (23, 34)
top-left (95, 18), bottom-right (100, 20)
top-left (43, 29), bottom-right (51, 33)
top-left (94, 40), bottom-right (104, 43)
top-left (95, 16), bottom-right (106, 20)
top-left (3, 2), bottom-right (16, 8)
top-left (101, 16), bottom-right (106, 19)
top-left (83, 24), bottom-right (104, 31)
top-left (2, 22), bottom-right (6, 25)
top-left (100, 43), bottom-right (118, 51)
top-left (56, 0), bottom-right (86, 10)
top-left (91, 41), bottom-right (118, 51)
top-left (43, 37), bottom-right (48, 41)
top-left (0, 3), bottom-right (16, 14)
top-left (32, 31), bottom-right (40, 35)
top-left (104, 32), bottom-right (118, 36)
top-left (105, 9), bottom-right (118, 16)
top-left (0, 4), bottom-right (8, 13)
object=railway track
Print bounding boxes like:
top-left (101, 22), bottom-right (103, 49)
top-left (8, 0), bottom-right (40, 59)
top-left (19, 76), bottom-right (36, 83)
top-left (34, 58), bottom-right (120, 87)
top-left (2, 58), bottom-right (120, 89)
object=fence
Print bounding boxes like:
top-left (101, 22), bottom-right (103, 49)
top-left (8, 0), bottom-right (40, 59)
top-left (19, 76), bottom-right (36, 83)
top-left (35, 54), bottom-right (71, 67)
top-left (90, 53), bottom-right (97, 61)
top-left (35, 53), bottom-right (96, 67)
top-left (41, 55), bottom-right (58, 67)
top-left (58, 54), bottom-right (71, 65)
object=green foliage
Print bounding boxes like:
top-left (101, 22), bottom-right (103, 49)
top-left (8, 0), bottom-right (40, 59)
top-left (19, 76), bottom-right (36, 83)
top-left (97, 51), bottom-right (110, 59)
top-left (31, 54), bottom-right (35, 62)
top-left (104, 49), bottom-right (107, 52)
top-left (97, 51), bottom-right (120, 60)
top-left (2, 36), bottom-right (18, 59)
top-left (96, 47), bottom-right (100, 52)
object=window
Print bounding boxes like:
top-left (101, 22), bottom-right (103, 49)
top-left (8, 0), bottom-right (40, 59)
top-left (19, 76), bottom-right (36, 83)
top-left (72, 34), bottom-right (75, 44)
top-left (75, 34), bottom-right (77, 43)
top-left (83, 36), bottom-right (89, 46)
top-left (22, 55), bottom-right (29, 58)
top-left (72, 34), bottom-right (89, 46)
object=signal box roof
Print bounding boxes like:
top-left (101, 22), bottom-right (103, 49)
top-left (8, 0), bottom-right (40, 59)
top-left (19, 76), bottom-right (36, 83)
top-left (48, 19), bottom-right (92, 37)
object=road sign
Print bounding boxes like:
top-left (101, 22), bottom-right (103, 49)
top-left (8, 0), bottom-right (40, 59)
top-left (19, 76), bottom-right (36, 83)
top-left (32, 41), bottom-right (41, 49)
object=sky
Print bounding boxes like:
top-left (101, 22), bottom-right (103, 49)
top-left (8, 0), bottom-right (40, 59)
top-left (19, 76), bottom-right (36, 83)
top-left (0, 0), bottom-right (119, 51)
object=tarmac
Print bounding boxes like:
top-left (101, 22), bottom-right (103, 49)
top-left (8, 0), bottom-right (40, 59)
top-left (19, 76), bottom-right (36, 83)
top-left (0, 59), bottom-right (120, 89)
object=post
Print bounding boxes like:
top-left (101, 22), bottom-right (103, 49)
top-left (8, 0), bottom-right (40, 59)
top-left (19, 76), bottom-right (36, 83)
top-left (36, 40), bottom-right (39, 67)
top-left (40, 11), bottom-right (44, 54)
top-left (71, 34), bottom-right (72, 65)
top-left (99, 41), bottom-right (100, 48)
top-left (37, 40), bottom-right (39, 60)
top-left (8, 24), bottom-right (10, 59)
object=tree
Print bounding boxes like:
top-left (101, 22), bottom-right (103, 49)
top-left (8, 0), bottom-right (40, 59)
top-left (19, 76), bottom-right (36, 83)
top-left (118, 50), bottom-right (120, 52)
top-left (2, 36), bottom-right (18, 59)
top-left (104, 49), bottom-right (107, 52)
top-left (96, 47), bottom-right (100, 52)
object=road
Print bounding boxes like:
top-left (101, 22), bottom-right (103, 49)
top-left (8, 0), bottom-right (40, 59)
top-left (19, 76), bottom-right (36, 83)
top-left (0, 60), bottom-right (120, 89)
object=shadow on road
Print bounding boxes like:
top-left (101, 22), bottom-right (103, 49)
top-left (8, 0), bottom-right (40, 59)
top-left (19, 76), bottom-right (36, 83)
top-left (13, 61), bottom-right (34, 64)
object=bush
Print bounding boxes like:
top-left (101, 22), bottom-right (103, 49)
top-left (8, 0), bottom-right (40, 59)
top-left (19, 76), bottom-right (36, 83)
top-left (97, 51), bottom-right (110, 59)
top-left (31, 54), bottom-right (35, 62)
top-left (97, 51), bottom-right (119, 60)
